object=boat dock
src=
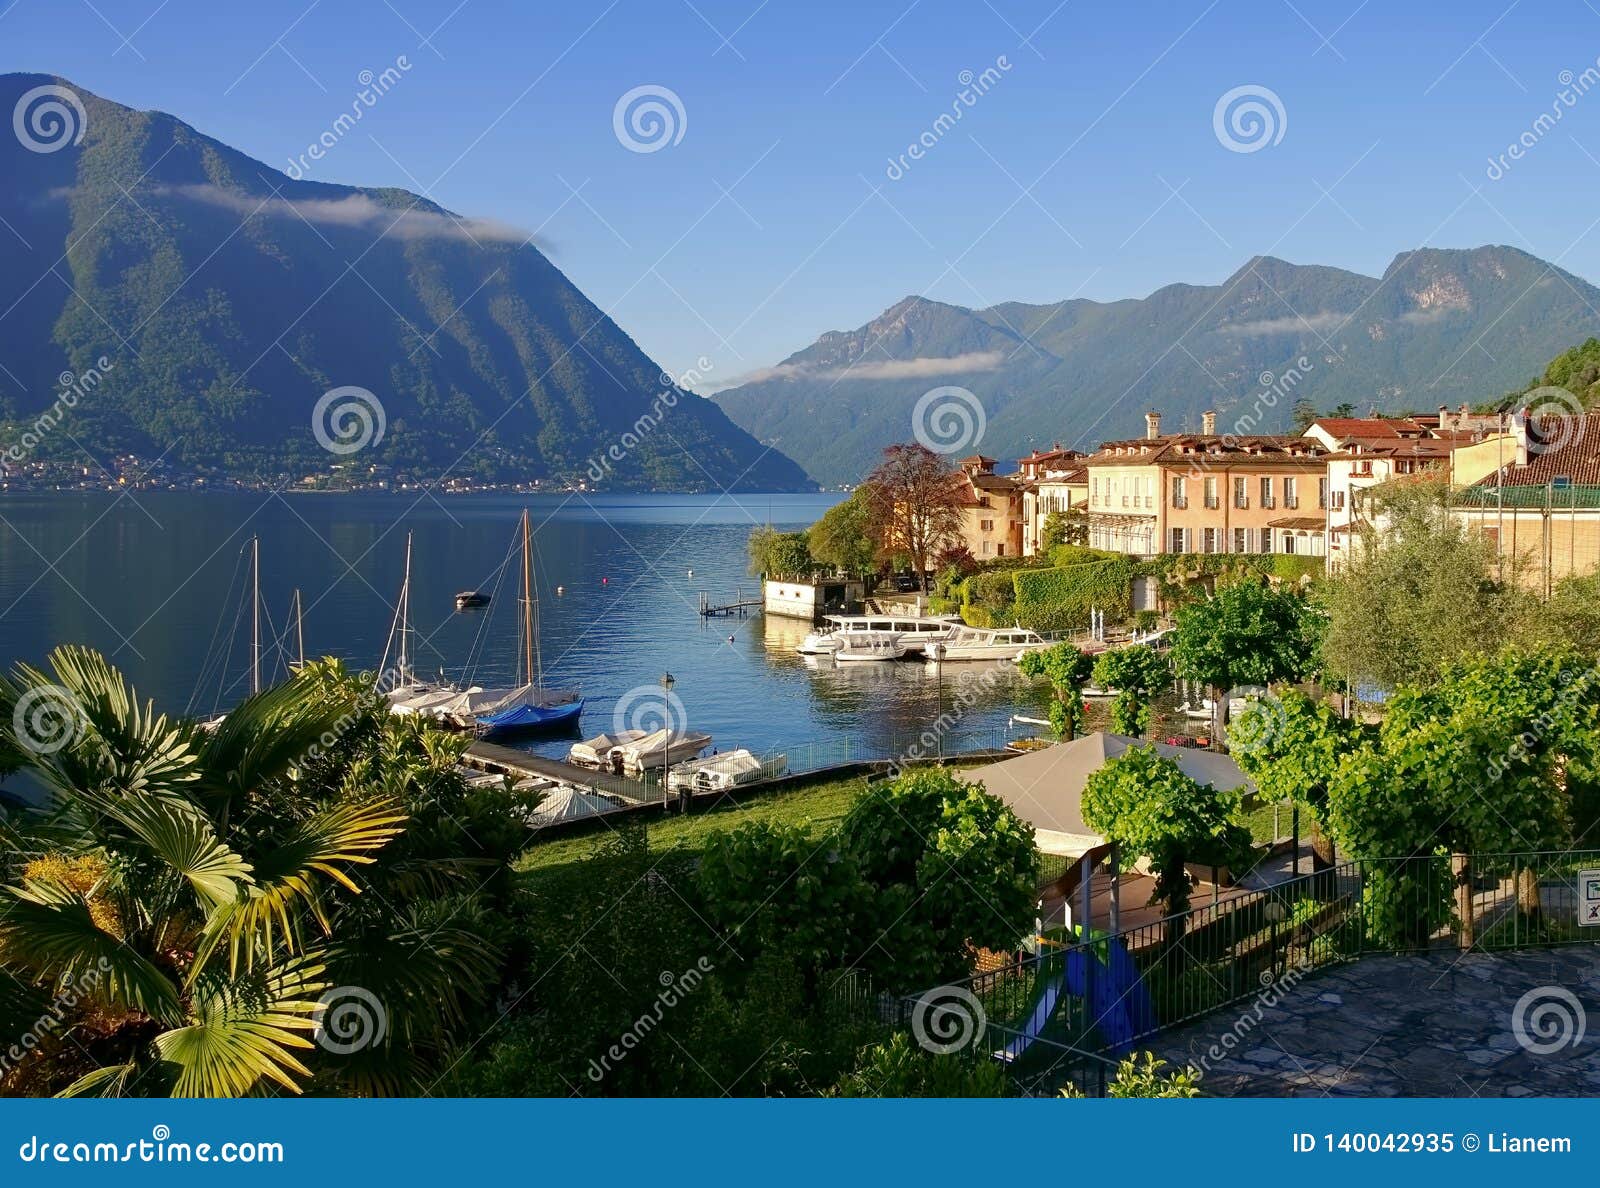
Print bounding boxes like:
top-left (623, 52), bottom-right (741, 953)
top-left (698, 590), bottom-right (762, 617)
top-left (462, 741), bottom-right (651, 804)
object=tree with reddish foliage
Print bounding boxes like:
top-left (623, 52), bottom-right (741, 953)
top-left (861, 444), bottom-right (965, 584)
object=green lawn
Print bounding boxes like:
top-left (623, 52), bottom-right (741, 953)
top-left (514, 772), bottom-right (872, 882)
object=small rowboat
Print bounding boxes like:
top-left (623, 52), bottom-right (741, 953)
top-left (455, 590), bottom-right (491, 610)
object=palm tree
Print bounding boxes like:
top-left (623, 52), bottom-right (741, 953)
top-left (0, 648), bottom-right (518, 1098)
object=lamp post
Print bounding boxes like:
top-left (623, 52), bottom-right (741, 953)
top-left (660, 672), bottom-right (676, 809)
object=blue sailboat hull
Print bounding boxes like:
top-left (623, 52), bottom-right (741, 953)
top-left (476, 697), bottom-right (584, 735)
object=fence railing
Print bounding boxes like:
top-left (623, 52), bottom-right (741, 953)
top-left (907, 849), bottom-right (1600, 1091)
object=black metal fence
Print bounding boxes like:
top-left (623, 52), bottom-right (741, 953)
top-left (907, 849), bottom-right (1600, 1092)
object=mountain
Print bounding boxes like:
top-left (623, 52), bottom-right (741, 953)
top-left (711, 246), bottom-right (1600, 486)
top-left (0, 73), bottom-right (814, 491)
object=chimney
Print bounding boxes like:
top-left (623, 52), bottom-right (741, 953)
top-left (1438, 404), bottom-right (1450, 430)
top-left (1145, 410), bottom-right (1162, 439)
top-left (1201, 409), bottom-right (1217, 436)
top-left (1511, 406), bottom-right (1531, 466)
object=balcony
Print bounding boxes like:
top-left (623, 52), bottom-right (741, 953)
top-left (1171, 497), bottom-right (1188, 510)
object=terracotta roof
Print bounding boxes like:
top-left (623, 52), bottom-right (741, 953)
top-left (1311, 417), bottom-right (1427, 439)
top-left (1268, 515), bottom-right (1327, 531)
top-left (971, 473), bottom-right (1021, 492)
top-left (1471, 415), bottom-right (1600, 487)
top-left (1086, 434), bottom-right (1329, 469)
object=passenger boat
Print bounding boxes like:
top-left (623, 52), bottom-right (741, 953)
top-left (798, 613), bottom-right (961, 656)
top-left (832, 630), bottom-right (907, 662)
top-left (933, 625), bottom-right (1050, 662)
top-left (568, 730), bottom-right (647, 768)
top-left (619, 728), bottom-right (714, 774)
top-left (455, 590), bottom-right (491, 610)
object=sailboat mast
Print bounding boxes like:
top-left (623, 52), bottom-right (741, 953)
top-left (521, 509), bottom-right (538, 692)
top-left (250, 536), bottom-right (261, 695)
top-left (293, 588), bottom-right (305, 668)
top-left (401, 531), bottom-right (413, 677)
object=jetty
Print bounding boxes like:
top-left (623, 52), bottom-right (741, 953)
top-left (698, 590), bottom-right (762, 617)
top-left (462, 740), bottom-right (650, 803)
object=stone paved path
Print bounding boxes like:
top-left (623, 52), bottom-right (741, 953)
top-left (1156, 948), bottom-right (1600, 1096)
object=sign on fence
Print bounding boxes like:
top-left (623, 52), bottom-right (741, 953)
top-left (1580, 868), bottom-right (1600, 927)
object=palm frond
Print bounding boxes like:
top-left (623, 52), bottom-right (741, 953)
top-left (73, 788), bottom-right (254, 912)
top-left (195, 798), bottom-right (406, 973)
top-left (56, 1061), bottom-right (139, 1098)
top-left (4, 647), bottom-right (199, 801)
top-left (154, 955), bottom-right (327, 1098)
top-left (0, 883), bottom-right (183, 1024)
top-left (194, 674), bottom-right (363, 806)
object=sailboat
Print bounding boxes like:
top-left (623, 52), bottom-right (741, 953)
top-left (471, 510), bottom-right (583, 735)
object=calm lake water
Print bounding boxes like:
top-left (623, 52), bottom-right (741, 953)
top-left (0, 491), bottom-right (1076, 767)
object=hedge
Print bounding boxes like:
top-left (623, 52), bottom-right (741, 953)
top-left (1012, 557), bottom-right (1134, 632)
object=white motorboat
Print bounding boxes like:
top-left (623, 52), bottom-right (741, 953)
top-left (665, 749), bottom-right (787, 792)
top-left (568, 730), bottom-right (647, 768)
top-left (1081, 685), bottom-right (1119, 699)
top-left (798, 613), bottom-right (961, 656)
top-left (1180, 699), bottom-right (1216, 721)
top-left (619, 728), bottom-right (714, 774)
top-left (933, 625), bottom-right (1050, 662)
top-left (833, 630), bottom-right (907, 662)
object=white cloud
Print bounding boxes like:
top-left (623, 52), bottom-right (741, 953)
top-left (708, 350), bottom-right (1005, 392)
top-left (1216, 311), bottom-right (1347, 337)
top-left (158, 185), bottom-right (533, 244)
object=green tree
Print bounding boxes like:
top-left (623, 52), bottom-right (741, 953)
top-left (808, 489), bottom-right (878, 575)
top-left (1019, 643), bottom-right (1095, 739)
top-left (1229, 689), bottom-right (1367, 869)
top-left (1042, 508), bottom-right (1088, 549)
top-left (747, 525), bottom-right (814, 578)
top-left (1090, 644), bottom-right (1169, 737)
top-left (1170, 578), bottom-right (1318, 736)
top-left (1323, 477), bottom-right (1534, 693)
top-left (840, 768), bottom-right (1038, 988)
top-left (1080, 746), bottom-right (1252, 930)
top-left (1325, 648), bottom-right (1600, 945)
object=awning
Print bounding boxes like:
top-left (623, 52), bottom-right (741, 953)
top-left (1267, 516), bottom-right (1326, 531)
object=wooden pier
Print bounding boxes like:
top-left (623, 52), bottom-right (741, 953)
top-left (462, 740), bottom-right (651, 804)
top-left (698, 589), bottom-right (762, 617)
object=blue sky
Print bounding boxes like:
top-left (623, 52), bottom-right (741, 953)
top-left (6, 0), bottom-right (1600, 384)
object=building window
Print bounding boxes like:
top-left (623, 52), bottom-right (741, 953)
top-left (1284, 477), bottom-right (1298, 510)
top-left (982, 541), bottom-right (993, 556)
top-left (1258, 529), bottom-right (1273, 554)
top-left (997, 543), bottom-right (1005, 557)
top-left (1283, 533), bottom-right (1297, 555)
top-left (1331, 489), bottom-right (1345, 511)
top-left (1260, 476), bottom-right (1274, 509)
top-left (1203, 527), bottom-right (1217, 554)
top-left (1233, 527), bottom-right (1247, 554)
top-left (1234, 476), bottom-right (1248, 509)
top-left (1204, 476), bottom-right (1218, 509)
top-left (980, 519), bottom-right (994, 532)
top-left (1168, 527), bottom-right (1186, 553)
top-left (1318, 476), bottom-right (1328, 509)
top-left (1171, 476), bottom-right (1187, 509)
